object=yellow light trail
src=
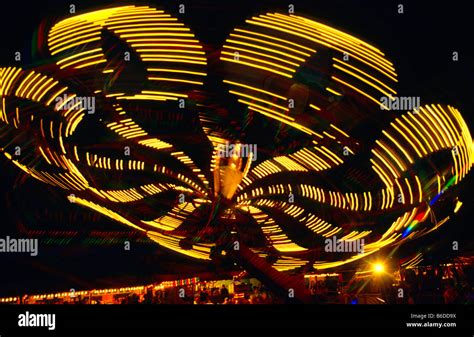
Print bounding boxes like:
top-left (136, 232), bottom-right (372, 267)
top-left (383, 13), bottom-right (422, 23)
top-left (403, 113), bottom-right (434, 153)
top-left (372, 149), bottom-right (400, 178)
top-left (415, 175), bottom-right (423, 203)
top-left (138, 48), bottom-right (205, 55)
top-left (113, 27), bottom-right (191, 33)
top-left (405, 178), bottom-right (413, 204)
top-left (225, 39), bottom-right (306, 62)
top-left (375, 140), bottom-right (406, 171)
top-left (309, 104), bottom-right (321, 111)
top-left (32, 78), bottom-right (56, 101)
top-left (395, 118), bottom-right (428, 156)
top-left (148, 68), bottom-right (204, 76)
top-left (333, 63), bottom-right (395, 98)
top-left (49, 26), bottom-right (101, 46)
top-left (230, 90), bottom-right (289, 111)
top-left (246, 17), bottom-right (397, 81)
top-left (15, 71), bottom-right (35, 97)
top-left (118, 33), bottom-right (195, 38)
top-left (280, 14), bottom-right (394, 72)
top-left (223, 44), bottom-right (301, 67)
top-left (332, 57), bottom-right (396, 94)
top-left (220, 57), bottom-right (292, 78)
top-left (50, 37), bottom-right (101, 56)
top-left (382, 130), bottom-right (414, 164)
top-left (142, 58), bottom-right (206, 65)
top-left (221, 51), bottom-right (295, 73)
top-left (234, 29), bottom-right (315, 54)
top-left (420, 106), bottom-right (448, 148)
top-left (391, 122), bottom-right (423, 158)
top-left (148, 77), bottom-right (203, 85)
top-left (223, 80), bottom-right (286, 100)
top-left (275, 13), bottom-right (395, 69)
top-left (332, 76), bottom-right (387, 108)
top-left (326, 87), bottom-right (342, 96)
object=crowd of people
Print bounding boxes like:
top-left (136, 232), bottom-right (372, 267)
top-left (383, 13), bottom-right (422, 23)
top-left (308, 265), bottom-right (473, 304)
top-left (390, 266), bottom-right (472, 304)
top-left (193, 285), bottom-right (275, 304)
top-left (137, 283), bottom-right (276, 304)
top-left (8, 264), bottom-right (473, 305)
top-left (29, 282), bottom-right (278, 305)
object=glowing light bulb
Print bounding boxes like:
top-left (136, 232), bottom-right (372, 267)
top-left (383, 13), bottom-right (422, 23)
top-left (373, 263), bottom-right (385, 274)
